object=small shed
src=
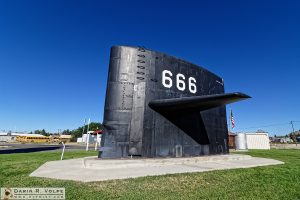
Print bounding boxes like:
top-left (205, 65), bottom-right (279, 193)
top-left (228, 132), bottom-right (236, 149)
top-left (245, 132), bottom-right (270, 149)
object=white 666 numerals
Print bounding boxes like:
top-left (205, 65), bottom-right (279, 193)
top-left (162, 70), bottom-right (197, 94)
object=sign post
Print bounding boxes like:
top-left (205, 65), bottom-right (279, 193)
top-left (61, 142), bottom-right (65, 160)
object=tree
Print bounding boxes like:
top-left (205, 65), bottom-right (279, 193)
top-left (28, 122), bottom-right (103, 139)
top-left (71, 122), bottom-right (103, 139)
top-left (41, 129), bottom-right (47, 136)
top-left (61, 129), bottom-right (71, 135)
top-left (33, 129), bottom-right (50, 136)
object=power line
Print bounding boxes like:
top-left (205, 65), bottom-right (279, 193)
top-left (236, 120), bottom-right (300, 130)
top-left (237, 122), bottom-right (290, 130)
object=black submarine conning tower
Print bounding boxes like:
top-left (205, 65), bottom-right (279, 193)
top-left (100, 46), bottom-right (250, 158)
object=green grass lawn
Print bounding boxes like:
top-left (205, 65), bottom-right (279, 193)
top-left (0, 149), bottom-right (299, 200)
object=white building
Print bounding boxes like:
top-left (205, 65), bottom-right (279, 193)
top-left (77, 131), bottom-right (101, 144)
top-left (246, 133), bottom-right (270, 149)
top-left (235, 132), bottom-right (270, 150)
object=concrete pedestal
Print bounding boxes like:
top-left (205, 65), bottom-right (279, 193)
top-left (30, 154), bottom-right (283, 182)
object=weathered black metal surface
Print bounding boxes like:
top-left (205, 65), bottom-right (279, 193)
top-left (100, 46), bottom-right (250, 158)
top-left (149, 93), bottom-right (250, 112)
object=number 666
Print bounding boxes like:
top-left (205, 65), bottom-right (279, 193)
top-left (162, 70), bottom-right (197, 94)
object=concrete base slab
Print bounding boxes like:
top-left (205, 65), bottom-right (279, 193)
top-left (30, 154), bottom-right (284, 182)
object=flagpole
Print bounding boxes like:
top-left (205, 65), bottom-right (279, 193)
top-left (86, 118), bottom-right (91, 151)
top-left (228, 108), bottom-right (231, 132)
top-left (81, 119), bottom-right (86, 141)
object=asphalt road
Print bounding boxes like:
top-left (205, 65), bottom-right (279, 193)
top-left (0, 143), bottom-right (92, 154)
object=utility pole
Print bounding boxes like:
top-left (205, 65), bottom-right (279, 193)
top-left (290, 121), bottom-right (297, 146)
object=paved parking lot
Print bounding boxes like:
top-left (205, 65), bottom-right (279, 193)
top-left (0, 143), bottom-right (92, 154)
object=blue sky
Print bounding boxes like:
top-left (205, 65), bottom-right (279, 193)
top-left (0, 0), bottom-right (299, 135)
